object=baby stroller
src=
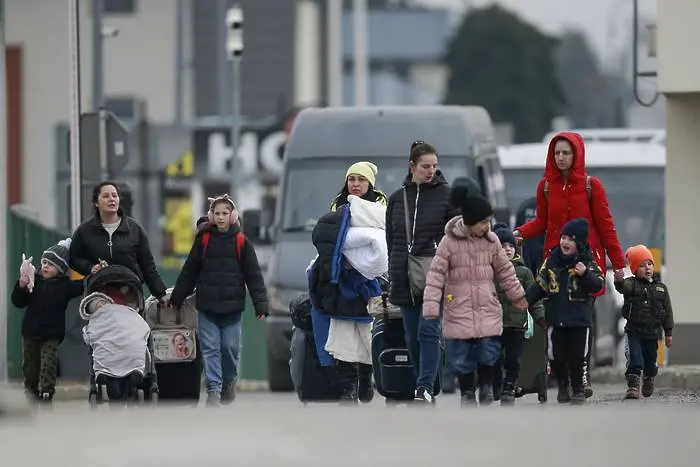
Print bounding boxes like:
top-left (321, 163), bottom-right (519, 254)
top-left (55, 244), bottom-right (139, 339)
top-left (80, 265), bottom-right (159, 407)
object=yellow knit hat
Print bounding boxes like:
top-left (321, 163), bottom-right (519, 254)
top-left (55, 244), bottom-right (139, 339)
top-left (346, 161), bottom-right (378, 186)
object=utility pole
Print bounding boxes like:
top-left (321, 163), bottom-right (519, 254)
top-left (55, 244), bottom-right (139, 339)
top-left (326, 0), bottom-right (343, 106)
top-left (0, 0), bottom-right (8, 382)
top-left (69, 0), bottom-right (83, 230)
top-left (92, 0), bottom-right (104, 111)
top-left (225, 5), bottom-right (244, 201)
top-left (352, 0), bottom-right (368, 106)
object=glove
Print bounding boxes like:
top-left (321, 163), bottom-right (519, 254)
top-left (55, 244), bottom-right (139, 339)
top-left (256, 309), bottom-right (269, 320)
top-left (19, 254), bottom-right (36, 293)
top-left (536, 318), bottom-right (547, 330)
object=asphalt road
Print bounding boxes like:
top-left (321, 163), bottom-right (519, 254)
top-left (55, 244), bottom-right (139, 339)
top-left (1, 384), bottom-right (698, 467)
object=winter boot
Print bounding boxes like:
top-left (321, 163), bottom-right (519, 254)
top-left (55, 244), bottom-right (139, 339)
top-left (624, 374), bottom-right (641, 399)
top-left (641, 376), bottom-right (655, 398)
top-left (206, 391), bottom-right (222, 407)
top-left (557, 381), bottom-right (571, 403)
top-left (37, 391), bottom-right (54, 409)
top-left (583, 363), bottom-right (593, 398)
top-left (337, 361), bottom-right (359, 404)
top-left (491, 361), bottom-right (503, 401)
top-left (358, 363), bottom-right (374, 403)
top-left (477, 366), bottom-right (495, 406)
top-left (500, 380), bottom-right (516, 406)
top-left (24, 389), bottom-right (39, 404)
top-left (570, 386), bottom-right (587, 405)
top-left (458, 373), bottom-right (477, 407)
top-left (220, 381), bottom-right (237, 405)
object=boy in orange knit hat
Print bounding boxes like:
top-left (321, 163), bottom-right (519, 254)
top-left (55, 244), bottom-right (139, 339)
top-left (613, 245), bottom-right (674, 399)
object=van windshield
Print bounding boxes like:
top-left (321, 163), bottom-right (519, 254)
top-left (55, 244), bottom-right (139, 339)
top-left (503, 167), bottom-right (665, 250)
top-left (281, 156), bottom-right (469, 231)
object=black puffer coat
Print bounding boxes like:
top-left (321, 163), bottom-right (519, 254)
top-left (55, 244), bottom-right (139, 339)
top-left (170, 224), bottom-right (268, 317)
top-left (309, 207), bottom-right (369, 318)
top-left (386, 171), bottom-right (458, 306)
top-left (11, 275), bottom-right (84, 340)
top-left (70, 213), bottom-right (166, 299)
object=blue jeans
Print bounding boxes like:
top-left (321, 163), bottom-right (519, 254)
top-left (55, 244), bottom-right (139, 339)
top-left (445, 337), bottom-right (501, 375)
top-left (198, 312), bottom-right (242, 393)
top-left (401, 305), bottom-right (441, 394)
top-left (625, 331), bottom-right (658, 378)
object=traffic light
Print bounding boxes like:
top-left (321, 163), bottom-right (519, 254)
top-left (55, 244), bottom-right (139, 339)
top-left (225, 5), bottom-right (243, 60)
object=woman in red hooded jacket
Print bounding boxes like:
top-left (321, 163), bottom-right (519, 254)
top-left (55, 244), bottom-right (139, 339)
top-left (513, 131), bottom-right (625, 398)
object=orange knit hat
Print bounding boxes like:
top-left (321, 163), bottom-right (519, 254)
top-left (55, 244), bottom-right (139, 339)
top-left (625, 245), bottom-right (654, 273)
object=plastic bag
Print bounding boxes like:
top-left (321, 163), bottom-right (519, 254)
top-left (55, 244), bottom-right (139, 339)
top-left (19, 254), bottom-right (36, 293)
top-left (524, 313), bottom-right (534, 339)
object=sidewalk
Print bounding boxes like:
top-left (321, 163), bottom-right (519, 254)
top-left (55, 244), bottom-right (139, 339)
top-left (10, 379), bottom-right (269, 402)
top-left (591, 365), bottom-right (700, 391)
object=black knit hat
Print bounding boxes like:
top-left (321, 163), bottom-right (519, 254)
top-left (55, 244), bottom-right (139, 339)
top-left (561, 217), bottom-right (589, 248)
top-left (494, 227), bottom-right (516, 247)
top-left (41, 238), bottom-right (72, 274)
top-left (450, 185), bottom-right (493, 226)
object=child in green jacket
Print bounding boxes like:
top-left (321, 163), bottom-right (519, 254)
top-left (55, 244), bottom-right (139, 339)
top-left (492, 225), bottom-right (545, 405)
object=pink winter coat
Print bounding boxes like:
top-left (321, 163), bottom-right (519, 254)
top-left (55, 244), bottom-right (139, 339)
top-left (423, 216), bottom-right (527, 340)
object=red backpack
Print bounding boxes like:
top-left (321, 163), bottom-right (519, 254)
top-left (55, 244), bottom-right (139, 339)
top-left (201, 231), bottom-right (246, 261)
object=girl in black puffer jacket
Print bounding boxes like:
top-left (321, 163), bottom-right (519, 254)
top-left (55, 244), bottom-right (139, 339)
top-left (170, 195), bottom-right (269, 406)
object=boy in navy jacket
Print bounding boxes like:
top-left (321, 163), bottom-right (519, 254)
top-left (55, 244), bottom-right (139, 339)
top-left (526, 218), bottom-right (604, 405)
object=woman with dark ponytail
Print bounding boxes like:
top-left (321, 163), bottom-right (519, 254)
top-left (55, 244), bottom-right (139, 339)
top-left (385, 141), bottom-right (458, 403)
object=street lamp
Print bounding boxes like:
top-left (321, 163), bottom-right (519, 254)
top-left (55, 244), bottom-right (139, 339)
top-left (225, 5), bottom-right (243, 201)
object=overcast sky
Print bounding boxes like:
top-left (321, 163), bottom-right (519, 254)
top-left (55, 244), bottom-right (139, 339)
top-left (415, 0), bottom-right (657, 67)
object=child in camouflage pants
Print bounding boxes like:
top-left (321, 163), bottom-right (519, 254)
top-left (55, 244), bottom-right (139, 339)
top-left (11, 239), bottom-right (83, 403)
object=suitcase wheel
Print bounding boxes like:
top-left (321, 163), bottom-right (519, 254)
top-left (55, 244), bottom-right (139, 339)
top-left (536, 373), bottom-right (548, 403)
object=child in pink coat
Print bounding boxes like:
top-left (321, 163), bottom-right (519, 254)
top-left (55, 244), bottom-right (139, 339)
top-left (423, 187), bottom-right (528, 407)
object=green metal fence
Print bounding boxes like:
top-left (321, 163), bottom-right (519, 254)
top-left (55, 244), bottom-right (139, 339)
top-left (6, 208), bottom-right (267, 382)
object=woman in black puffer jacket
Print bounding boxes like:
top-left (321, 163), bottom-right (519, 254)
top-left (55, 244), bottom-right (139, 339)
top-left (69, 181), bottom-right (167, 301)
top-left (385, 141), bottom-right (459, 403)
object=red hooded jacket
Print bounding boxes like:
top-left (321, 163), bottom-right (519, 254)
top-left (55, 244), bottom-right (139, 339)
top-left (516, 132), bottom-right (625, 295)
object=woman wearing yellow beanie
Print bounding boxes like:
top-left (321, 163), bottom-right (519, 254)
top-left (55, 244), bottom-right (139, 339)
top-left (330, 161), bottom-right (388, 211)
top-left (322, 161), bottom-right (386, 403)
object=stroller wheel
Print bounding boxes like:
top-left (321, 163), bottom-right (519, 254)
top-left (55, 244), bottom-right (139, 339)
top-left (150, 390), bottom-right (159, 405)
top-left (137, 389), bottom-right (145, 404)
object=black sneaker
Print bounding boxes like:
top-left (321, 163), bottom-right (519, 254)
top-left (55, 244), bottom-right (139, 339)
top-left (500, 382), bottom-right (516, 406)
top-left (414, 388), bottom-right (433, 404)
top-left (460, 390), bottom-right (477, 407)
top-left (571, 389), bottom-right (586, 405)
top-left (557, 385), bottom-right (571, 403)
top-left (584, 382), bottom-right (593, 399)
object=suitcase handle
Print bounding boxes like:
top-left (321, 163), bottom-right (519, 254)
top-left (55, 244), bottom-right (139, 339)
top-left (156, 302), bottom-right (182, 325)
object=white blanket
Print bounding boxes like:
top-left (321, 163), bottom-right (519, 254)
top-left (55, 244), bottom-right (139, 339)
top-left (82, 303), bottom-right (151, 378)
top-left (341, 195), bottom-right (388, 280)
top-left (325, 319), bottom-right (372, 365)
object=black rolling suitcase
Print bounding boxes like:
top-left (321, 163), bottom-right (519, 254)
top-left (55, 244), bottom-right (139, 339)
top-left (371, 316), bottom-right (442, 403)
top-left (289, 293), bottom-right (341, 404)
top-left (145, 292), bottom-right (202, 405)
top-left (290, 327), bottom-right (341, 403)
top-left (515, 323), bottom-right (549, 402)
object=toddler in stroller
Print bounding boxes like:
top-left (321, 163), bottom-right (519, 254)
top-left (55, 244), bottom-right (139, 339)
top-left (80, 265), bottom-right (159, 406)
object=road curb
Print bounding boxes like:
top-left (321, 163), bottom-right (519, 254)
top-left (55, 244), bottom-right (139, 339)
top-left (9, 379), bottom-right (269, 402)
top-left (591, 365), bottom-right (700, 391)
